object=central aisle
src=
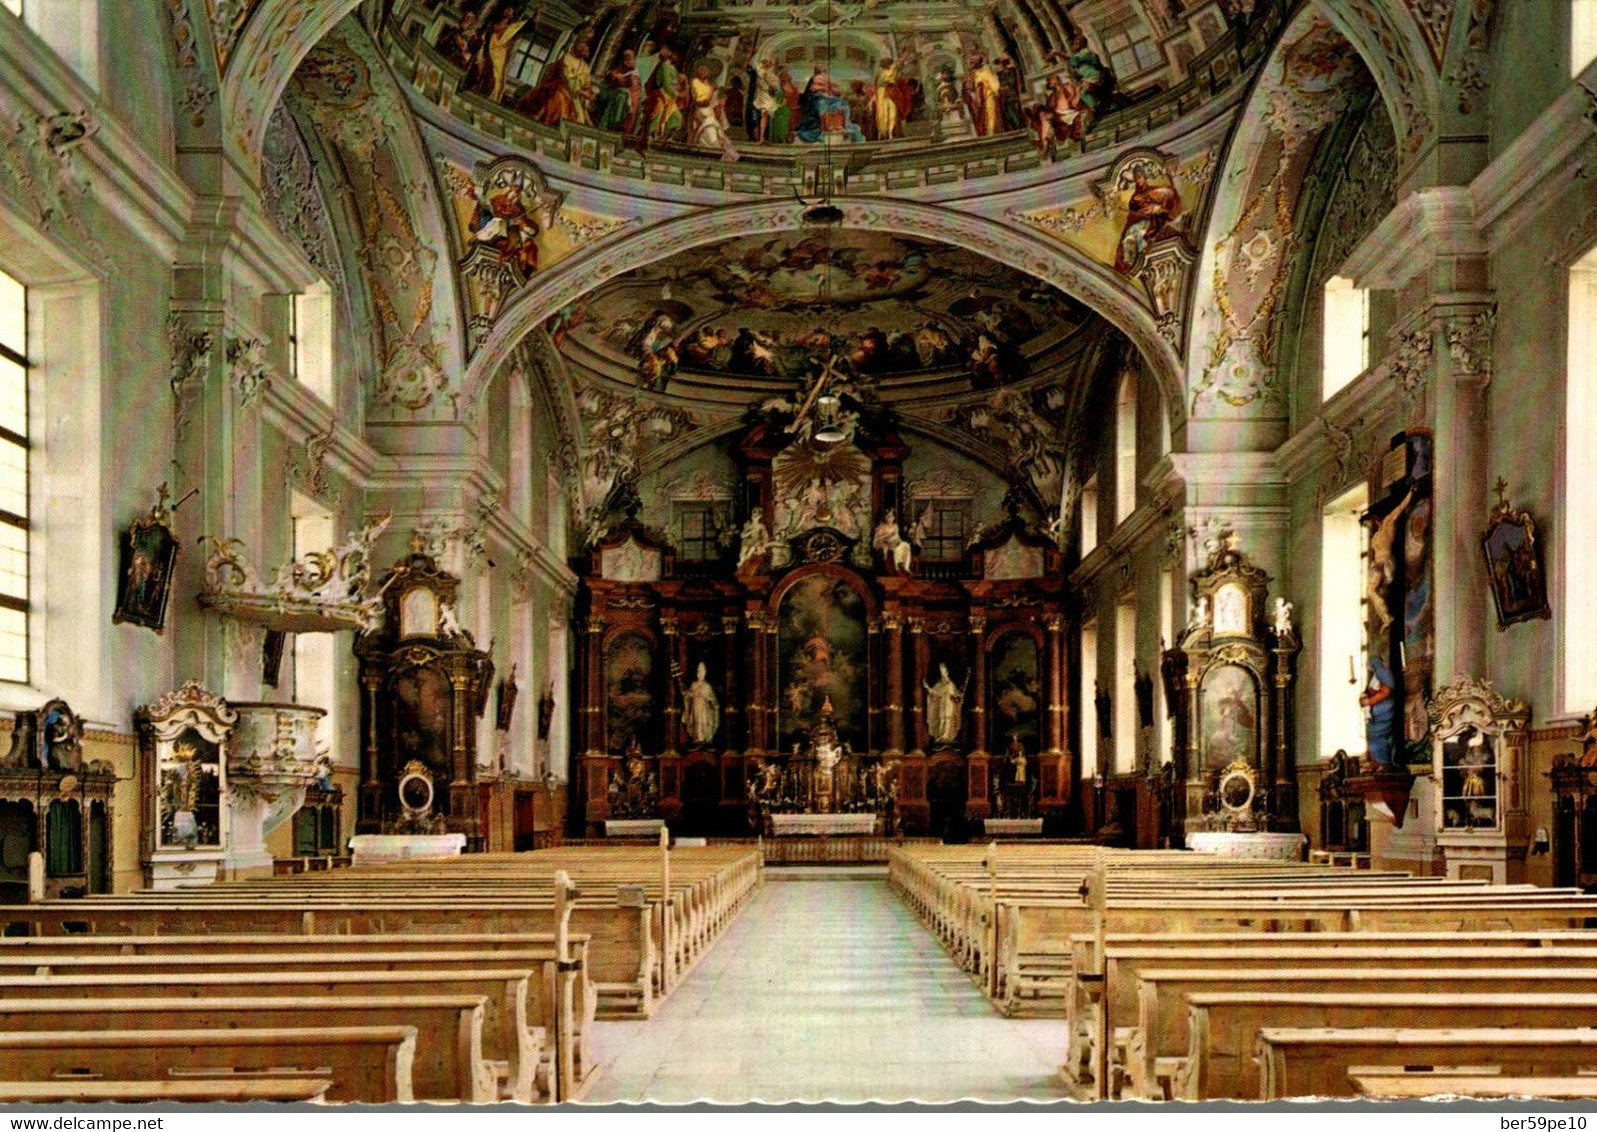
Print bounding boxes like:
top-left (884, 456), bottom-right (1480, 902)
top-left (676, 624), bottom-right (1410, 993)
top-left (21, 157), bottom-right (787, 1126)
top-left (581, 872), bottom-right (1072, 1104)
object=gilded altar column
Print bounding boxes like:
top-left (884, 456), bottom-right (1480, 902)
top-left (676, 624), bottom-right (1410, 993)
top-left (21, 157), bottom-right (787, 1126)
top-left (884, 611), bottom-right (906, 758)
top-left (1183, 667), bottom-right (1204, 826)
top-left (968, 615), bottom-right (988, 757)
top-left (746, 610), bottom-right (769, 756)
top-left (359, 673), bottom-right (383, 829)
top-left (1045, 613), bottom-right (1067, 758)
top-left (867, 616), bottom-right (883, 753)
top-left (721, 615), bottom-right (740, 753)
top-left (449, 669), bottom-right (480, 843)
top-left (661, 615), bottom-right (680, 755)
top-left (763, 613), bottom-right (780, 754)
top-left (908, 617), bottom-right (928, 756)
top-left (582, 616), bottom-right (605, 756)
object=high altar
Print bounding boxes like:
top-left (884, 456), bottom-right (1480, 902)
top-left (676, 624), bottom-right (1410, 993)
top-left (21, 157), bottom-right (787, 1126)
top-left (574, 410), bottom-right (1072, 838)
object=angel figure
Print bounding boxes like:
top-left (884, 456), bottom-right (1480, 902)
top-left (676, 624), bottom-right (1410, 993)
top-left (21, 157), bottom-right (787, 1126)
top-left (1272, 597), bottom-right (1295, 638)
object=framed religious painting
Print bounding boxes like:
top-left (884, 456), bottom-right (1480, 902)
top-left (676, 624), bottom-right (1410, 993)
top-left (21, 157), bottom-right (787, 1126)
top-left (112, 499), bottom-right (179, 633)
top-left (1480, 483), bottom-right (1550, 630)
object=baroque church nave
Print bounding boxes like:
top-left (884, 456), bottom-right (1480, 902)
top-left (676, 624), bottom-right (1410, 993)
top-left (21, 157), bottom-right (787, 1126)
top-left (0, 0), bottom-right (1595, 1108)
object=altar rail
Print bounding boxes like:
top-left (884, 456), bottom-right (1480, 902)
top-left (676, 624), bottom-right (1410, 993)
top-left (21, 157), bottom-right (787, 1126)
top-left (564, 836), bottom-right (942, 865)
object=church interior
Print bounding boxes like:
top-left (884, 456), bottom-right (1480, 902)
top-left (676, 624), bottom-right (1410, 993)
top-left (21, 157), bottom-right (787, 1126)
top-left (1, 0), bottom-right (1597, 1107)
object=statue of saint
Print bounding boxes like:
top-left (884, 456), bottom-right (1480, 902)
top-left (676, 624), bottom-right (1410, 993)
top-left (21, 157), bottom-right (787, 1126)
top-left (1007, 733), bottom-right (1028, 784)
top-left (680, 661), bottom-right (720, 747)
top-left (872, 510), bottom-right (913, 573)
top-left (738, 513), bottom-right (771, 568)
top-left (923, 663), bottom-right (966, 746)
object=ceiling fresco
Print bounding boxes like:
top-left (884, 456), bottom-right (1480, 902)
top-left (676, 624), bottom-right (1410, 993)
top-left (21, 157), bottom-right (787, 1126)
top-left (541, 231), bottom-right (1096, 395)
top-left (1186, 13), bottom-right (1382, 417)
top-left (386, 0), bottom-right (1252, 167)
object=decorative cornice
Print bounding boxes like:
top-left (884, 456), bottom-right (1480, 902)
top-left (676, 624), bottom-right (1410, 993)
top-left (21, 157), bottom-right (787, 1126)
top-left (1340, 186), bottom-right (1484, 290)
top-left (1274, 363), bottom-right (1404, 483)
top-left (257, 377), bottom-right (388, 489)
top-left (0, 16), bottom-right (193, 262)
top-left (1471, 73), bottom-right (1597, 249)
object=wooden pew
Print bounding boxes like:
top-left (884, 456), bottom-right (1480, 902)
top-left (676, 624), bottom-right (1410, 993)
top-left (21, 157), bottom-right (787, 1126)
top-left (1352, 1070), bottom-right (1597, 1101)
top-left (0, 993), bottom-right (495, 1103)
top-left (0, 1027), bottom-right (415, 1104)
top-left (1178, 992), bottom-right (1597, 1100)
top-left (1259, 1027), bottom-right (1597, 1100)
top-left (0, 941), bottom-right (596, 1101)
top-left (15, 846), bottom-right (763, 1025)
top-left (0, 969), bottom-right (540, 1102)
top-left (888, 844), bottom-right (1597, 1024)
top-left (1063, 943), bottom-right (1597, 1095)
top-left (1129, 966), bottom-right (1597, 1099)
top-left (1066, 929), bottom-right (1597, 1060)
top-left (0, 1079), bottom-right (334, 1103)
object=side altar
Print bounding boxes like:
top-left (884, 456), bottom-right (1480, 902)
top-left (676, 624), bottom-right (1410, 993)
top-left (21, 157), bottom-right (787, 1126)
top-left (572, 392), bottom-right (1073, 840)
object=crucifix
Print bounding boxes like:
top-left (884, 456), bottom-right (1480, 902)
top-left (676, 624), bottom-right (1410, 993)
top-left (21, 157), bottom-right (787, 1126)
top-left (785, 353), bottom-right (848, 438)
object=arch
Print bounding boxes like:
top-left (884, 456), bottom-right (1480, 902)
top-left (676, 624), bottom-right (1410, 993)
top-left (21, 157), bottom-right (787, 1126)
top-left (460, 198), bottom-right (1187, 432)
top-left (1316, 0), bottom-right (1438, 147)
top-left (223, 0), bottom-right (368, 170)
top-left (1184, 6), bottom-right (1405, 424)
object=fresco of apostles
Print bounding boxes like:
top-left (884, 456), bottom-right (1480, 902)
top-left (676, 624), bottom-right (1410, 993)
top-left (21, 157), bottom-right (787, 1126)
top-left (432, 0), bottom-right (1123, 157)
top-left (545, 232), bottom-right (1087, 392)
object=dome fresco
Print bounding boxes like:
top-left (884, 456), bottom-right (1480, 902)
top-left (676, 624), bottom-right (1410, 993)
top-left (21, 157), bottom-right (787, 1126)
top-left (388, 0), bottom-right (1250, 171)
top-left (542, 231), bottom-right (1097, 395)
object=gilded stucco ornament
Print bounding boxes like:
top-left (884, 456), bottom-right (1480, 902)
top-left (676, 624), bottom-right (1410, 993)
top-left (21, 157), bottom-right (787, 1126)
top-left (198, 513), bottom-right (392, 634)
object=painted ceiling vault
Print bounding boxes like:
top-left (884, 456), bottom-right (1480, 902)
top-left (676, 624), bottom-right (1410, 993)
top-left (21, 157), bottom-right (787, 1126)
top-left (207, 0), bottom-right (1473, 544)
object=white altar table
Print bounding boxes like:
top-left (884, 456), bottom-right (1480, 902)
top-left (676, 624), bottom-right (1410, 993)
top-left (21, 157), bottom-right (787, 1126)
top-left (348, 833), bottom-right (465, 865)
top-left (769, 813), bottom-right (878, 837)
top-left (605, 819), bottom-right (666, 838)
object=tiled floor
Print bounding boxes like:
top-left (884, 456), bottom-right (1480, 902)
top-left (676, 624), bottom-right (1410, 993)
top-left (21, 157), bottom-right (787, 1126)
top-left (580, 872), bottom-right (1074, 1104)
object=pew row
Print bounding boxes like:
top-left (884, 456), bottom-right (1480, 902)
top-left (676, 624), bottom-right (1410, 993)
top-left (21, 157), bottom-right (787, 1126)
top-left (0, 997), bottom-right (488, 1101)
top-left (1178, 993), bottom-right (1597, 1100)
top-left (1259, 1028), bottom-right (1597, 1100)
top-left (0, 1079), bottom-right (334, 1103)
top-left (0, 938), bottom-right (596, 1100)
top-left (0, 1027), bottom-right (415, 1104)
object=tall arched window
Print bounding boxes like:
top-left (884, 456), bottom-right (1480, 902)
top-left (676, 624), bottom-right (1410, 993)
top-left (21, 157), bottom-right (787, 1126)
top-left (1323, 275), bottom-right (1370, 400)
top-left (1114, 598), bottom-right (1137, 774)
top-left (1080, 475), bottom-right (1099, 558)
top-left (1566, 243), bottom-right (1597, 711)
top-left (1079, 622), bottom-right (1098, 779)
top-left (1115, 372), bottom-right (1138, 524)
top-left (0, 269), bottom-right (29, 684)
top-left (291, 283), bottom-right (334, 406)
top-left (1576, 0), bottom-right (1597, 74)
